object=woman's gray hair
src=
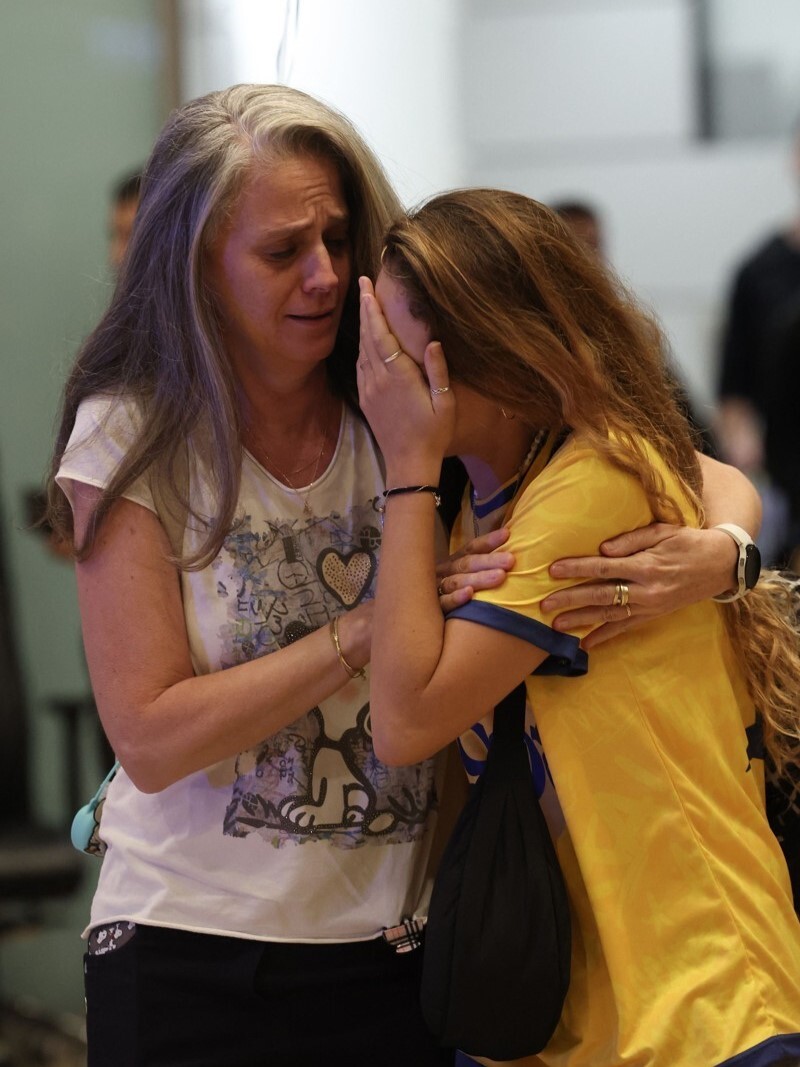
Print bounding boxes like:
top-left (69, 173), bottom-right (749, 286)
top-left (48, 84), bottom-right (402, 568)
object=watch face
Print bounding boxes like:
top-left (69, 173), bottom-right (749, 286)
top-left (744, 543), bottom-right (761, 590)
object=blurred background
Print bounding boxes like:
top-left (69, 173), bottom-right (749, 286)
top-left (1, 0), bottom-right (799, 1061)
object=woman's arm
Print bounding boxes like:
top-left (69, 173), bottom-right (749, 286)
top-left (356, 284), bottom-right (548, 764)
top-left (71, 475), bottom-right (511, 790)
top-left (71, 482), bottom-right (372, 793)
top-left (540, 453), bottom-right (762, 647)
top-left (370, 493), bottom-right (546, 765)
top-left (698, 451), bottom-right (762, 532)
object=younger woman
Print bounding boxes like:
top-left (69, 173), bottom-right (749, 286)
top-left (357, 189), bottom-right (800, 1067)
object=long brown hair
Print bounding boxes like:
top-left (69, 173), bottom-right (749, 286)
top-left (47, 84), bottom-right (402, 568)
top-left (382, 188), bottom-right (800, 773)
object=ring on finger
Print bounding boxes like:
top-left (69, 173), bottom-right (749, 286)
top-left (437, 581), bottom-right (446, 596)
top-left (624, 603), bottom-right (632, 619)
top-left (612, 580), bottom-right (630, 607)
top-left (430, 385), bottom-right (450, 396)
top-left (383, 349), bottom-right (402, 364)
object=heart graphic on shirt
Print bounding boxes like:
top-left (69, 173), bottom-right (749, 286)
top-left (317, 548), bottom-right (376, 607)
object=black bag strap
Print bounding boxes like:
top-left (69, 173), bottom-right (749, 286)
top-left (492, 683), bottom-right (527, 738)
top-left (485, 683), bottom-right (530, 783)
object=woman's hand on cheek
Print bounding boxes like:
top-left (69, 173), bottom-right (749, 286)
top-left (357, 278), bottom-right (454, 481)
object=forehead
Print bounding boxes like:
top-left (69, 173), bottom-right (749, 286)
top-left (231, 154), bottom-right (348, 230)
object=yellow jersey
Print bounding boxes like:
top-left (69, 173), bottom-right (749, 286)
top-left (450, 433), bottom-right (800, 1066)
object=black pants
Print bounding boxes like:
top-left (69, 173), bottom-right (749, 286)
top-left (84, 924), bottom-right (454, 1067)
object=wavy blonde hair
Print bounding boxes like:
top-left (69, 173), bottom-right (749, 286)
top-left (47, 84), bottom-right (402, 568)
top-left (382, 188), bottom-right (800, 773)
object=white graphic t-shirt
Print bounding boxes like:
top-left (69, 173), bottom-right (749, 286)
top-left (58, 395), bottom-right (444, 943)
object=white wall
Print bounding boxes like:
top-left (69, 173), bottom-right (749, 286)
top-left (464, 0), bottom-right (799, 409)
top-left (179, 0), bottom-right (465, 207)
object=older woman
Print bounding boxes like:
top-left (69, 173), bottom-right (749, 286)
top-left (358, 189), bottom-right (800, 1066)
top-left (49, 88), bottom-right (762, 1066)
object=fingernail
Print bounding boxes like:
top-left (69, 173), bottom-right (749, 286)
top-left (549, 562), bottom-right (566, 576)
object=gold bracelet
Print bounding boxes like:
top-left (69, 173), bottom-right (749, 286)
top-left (329, 617), bottom-right (366, 680)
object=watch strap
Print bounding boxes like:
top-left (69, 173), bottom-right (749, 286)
top-left (711, 523), bottom-right (759, 603)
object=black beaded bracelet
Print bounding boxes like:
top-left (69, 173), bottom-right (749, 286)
top-left (381, 484), bottom-right (442, 507)
top-left (376, 485), bottom-right (442, 522)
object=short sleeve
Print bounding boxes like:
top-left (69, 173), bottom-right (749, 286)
top-left (449, 438), bottom-right (661, 676)
top-left (55, 395), bottom-right (156, 515)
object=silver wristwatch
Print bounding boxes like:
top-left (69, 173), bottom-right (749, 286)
top-left (711, 523), bottom-right (762, 603)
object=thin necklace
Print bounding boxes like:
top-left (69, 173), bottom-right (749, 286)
top-left (274, 450), bottom-right (328, 478)
top-left (250, 414), bottom-right (332, 518)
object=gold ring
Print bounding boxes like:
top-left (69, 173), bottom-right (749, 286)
top-left (430, 386), bottom-right (450, 396)
top-left (383, 349), bottom-right (402, 364)
top-left (624, 603), bottom-right (632, 618)
top-left (613, 580), bottom-right (629, 608)
top-left (437, 582), bottom-right (446, 597)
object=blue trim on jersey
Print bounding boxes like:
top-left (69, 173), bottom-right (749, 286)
top-left (716, 1034), bottom-right (800, 1066)
top-left (472, 480), bottom-right (518, 518)
top-left (449, 600), bottom-right (588, 677)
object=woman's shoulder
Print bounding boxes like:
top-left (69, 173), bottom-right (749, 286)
top-left (523, 429), bottom-right (696, 530)
top-left (525, 431), bottom-right (614, 484)
top-left (513, 430), bottom-right (666, 521)
top-left (546, 429), bottom-right (675, 480)
top-left (73, 391), bottom-right (144, 440)
top-left (58, 392), bottom-right (150, 494)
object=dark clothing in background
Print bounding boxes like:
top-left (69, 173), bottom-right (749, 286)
top-left (673, 378), bottom-right (718, 457)
top-left (719, 234), bottom-right (800, 415)
top-left (765, 301), bottom-right (800, 539)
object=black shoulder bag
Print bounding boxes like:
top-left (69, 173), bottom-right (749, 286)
top-left (421, 683), bottom-right (571, 1060)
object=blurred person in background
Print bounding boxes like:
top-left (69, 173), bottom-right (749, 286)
top-left (715, 119), bottom-right (800, 563)
top-left (552, 199), bottom-right (604, 259)
top-left (107, 167), bottom-right (142, 273)
top-left (765, 296), bottom-right (800, 571)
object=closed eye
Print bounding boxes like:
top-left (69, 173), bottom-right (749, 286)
top-left (263, 247), bottom-right (295, 262)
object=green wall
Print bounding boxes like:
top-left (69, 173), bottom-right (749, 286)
top-left (1, 0), bottom-right (164, 1016)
